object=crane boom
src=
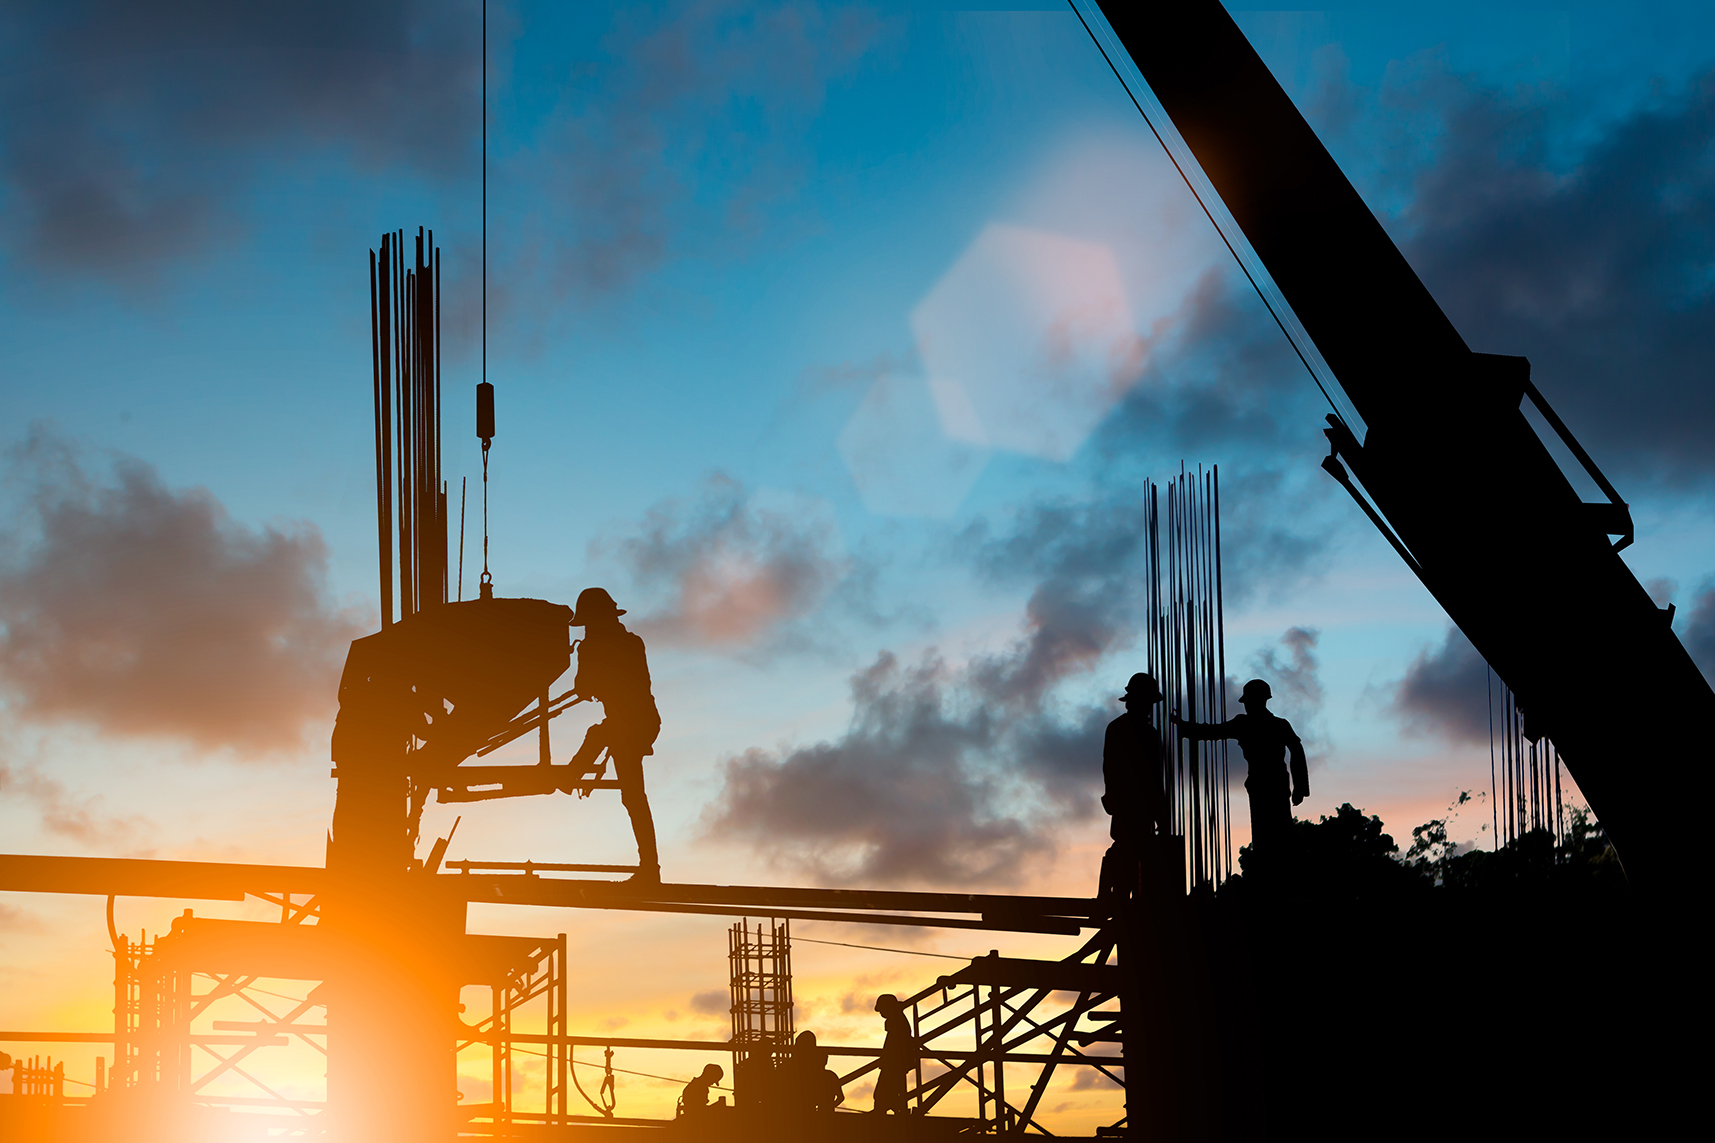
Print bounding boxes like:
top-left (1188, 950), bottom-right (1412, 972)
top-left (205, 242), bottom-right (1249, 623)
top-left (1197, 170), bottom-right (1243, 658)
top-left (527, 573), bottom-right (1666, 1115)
top-left (1090, 0), bottom-right (1712, 888)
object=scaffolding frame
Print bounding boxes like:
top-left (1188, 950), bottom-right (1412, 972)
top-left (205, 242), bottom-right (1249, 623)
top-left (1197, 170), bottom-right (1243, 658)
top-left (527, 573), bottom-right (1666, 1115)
top-left (833, 929), bottom-right (1124, 1133)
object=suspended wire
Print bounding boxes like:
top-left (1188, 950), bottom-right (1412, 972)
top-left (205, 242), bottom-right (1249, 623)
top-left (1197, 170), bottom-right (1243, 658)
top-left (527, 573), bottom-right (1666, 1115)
top-left (500, 1044), bottom-right (734, 1093)
top-left (1066, 1), bottom-right (1344, 425)
top-left (792, 936), bottom-right (970, 961)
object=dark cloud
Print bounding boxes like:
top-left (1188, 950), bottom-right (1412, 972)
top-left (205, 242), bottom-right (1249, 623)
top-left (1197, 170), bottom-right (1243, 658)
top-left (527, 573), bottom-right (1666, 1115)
top-left (1390, 626), bottom-right (1493, 745)
top-left (0, 429), bottom-right (363, 752)
top-left (706, 494), bottom-right (1162, 885)
top-left (1370, 62), bottom-right (1715, 485)
top-left (964, 494), bottom-right (1153, 705)
top-left (703, 649), bottom-right (1098, 886)
top-left (1088, 274), bottom-right (1341, 608)
top-left (688, 989), bottom-right (729, 1017)
top-left (1683, 581), bottom-right (1715, 687)
top-left (606, 472), bottom-right (855, 651)
top-left (0, 1), bottom-right (477, 280)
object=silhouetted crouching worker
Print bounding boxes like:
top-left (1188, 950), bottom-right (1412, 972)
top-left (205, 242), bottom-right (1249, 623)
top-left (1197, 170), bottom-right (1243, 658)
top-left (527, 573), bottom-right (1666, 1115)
top-left (1101, 672), bottom-right (1168, 898)
top-left (1173, 678), bottom-right (1308, 851)
top-left (677, 1064), bottom-right (726, 1119)
top-left (873, 994), bottom-right (914, 1115)
top-left (568, 587), bottom-right (663, 884)
top-left (790, 1030), bottom-right (844, 1115)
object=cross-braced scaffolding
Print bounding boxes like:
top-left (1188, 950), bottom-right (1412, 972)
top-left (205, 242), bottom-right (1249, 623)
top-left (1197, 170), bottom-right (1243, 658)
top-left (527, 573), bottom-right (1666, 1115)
top-left (457, 934), bottom-right (571, 1131)
top-left (835, 929), bottom-right (1126, 1133)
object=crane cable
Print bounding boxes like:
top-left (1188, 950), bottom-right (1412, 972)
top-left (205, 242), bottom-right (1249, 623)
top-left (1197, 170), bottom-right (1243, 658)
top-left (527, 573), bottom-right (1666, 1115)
top-left (1066, 0), bottom-right (1349, 429)
top-left (479, 0), bottom-right (494, 598)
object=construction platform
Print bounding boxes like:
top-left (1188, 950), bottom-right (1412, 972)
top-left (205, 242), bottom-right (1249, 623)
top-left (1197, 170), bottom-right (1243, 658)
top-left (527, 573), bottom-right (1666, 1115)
top-left (1, 852), bottom-right (1134, 1140)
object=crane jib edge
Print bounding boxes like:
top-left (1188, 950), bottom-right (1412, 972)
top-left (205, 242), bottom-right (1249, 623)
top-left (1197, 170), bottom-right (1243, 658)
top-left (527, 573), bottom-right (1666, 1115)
top-left (1085, 0), bottom-right (1713, 890)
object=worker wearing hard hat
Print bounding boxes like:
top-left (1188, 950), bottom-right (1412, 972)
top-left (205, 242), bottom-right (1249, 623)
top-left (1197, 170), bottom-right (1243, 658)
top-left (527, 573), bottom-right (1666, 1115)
top-left (1099, 672), bottom-right (1169, 899)
top-left (1173, 678), bottom-right (1308, 850)
top-left (567, 587), bottom-right (663, 884)
top-left (1103, 671), bottom-right (1170, 844)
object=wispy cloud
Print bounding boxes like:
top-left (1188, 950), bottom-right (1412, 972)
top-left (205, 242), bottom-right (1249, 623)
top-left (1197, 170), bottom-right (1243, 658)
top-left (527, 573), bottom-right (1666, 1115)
top-left (0, 758), bottom-right (151, 849)
top-left (521, 0), bottom-right (889, 302)
top-left (604, 473), bottom-right (859, 653)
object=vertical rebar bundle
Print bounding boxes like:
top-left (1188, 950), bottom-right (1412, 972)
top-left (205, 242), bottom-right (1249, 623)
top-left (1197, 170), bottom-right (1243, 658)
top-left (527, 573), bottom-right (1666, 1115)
top-left (371, 227), bottom-right (447, 626)
top-left (728, 918), bottom-right (792, 1046)
top-left (1146, 466), bottom-right (1233, 892)
top-left (728, 918), bottom-right (793, 1105)
top-left (1490, 675), bottom-right (1569, 849)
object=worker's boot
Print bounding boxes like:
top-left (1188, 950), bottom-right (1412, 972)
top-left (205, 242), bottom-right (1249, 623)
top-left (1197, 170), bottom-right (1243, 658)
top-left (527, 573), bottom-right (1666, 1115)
top-left (624, 787), bottom-right (661, 885)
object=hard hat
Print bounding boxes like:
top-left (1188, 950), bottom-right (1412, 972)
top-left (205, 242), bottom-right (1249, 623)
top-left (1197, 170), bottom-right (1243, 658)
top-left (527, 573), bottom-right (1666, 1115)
top-left (571, 587), bottom-right (626, 625)
top-left (1240, 678), bottom-right (1272, 702)
top-left (1121, 672), bottom-right (1163, 703)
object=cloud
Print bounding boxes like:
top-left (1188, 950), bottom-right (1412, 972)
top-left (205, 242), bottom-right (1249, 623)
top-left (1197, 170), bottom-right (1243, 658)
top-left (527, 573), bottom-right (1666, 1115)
top-left (1069, 1066), bottom-right (1122, 1091)
top-left (1083, 274), bottom-right (1341, 608)
top-left (0, 429), bottom-right (363, 752)
top-left (607, 473), bottom-right (854, 650)
top-left (1389, 626), bottom-right (1493, 745)
top-left (1248, 627), bottom-right (1323, 720)
top-left (0, 0), bottom-right (477, 281)
top-left (0, 759), bottom-right (149, 848)
top-left (688, 989), bottom-right (729, 1017)
top-left (964, 495), bottom-right (1154, 707)
top-left (1684, 581), bottom-right (1715, 686)
top-left (703, 651), bottom-right (1064, 886)
top-left (706, 494), bottom-right (1165, 886)
top-left (525, 0), bottom-right (888, 301)
top-left (0, 901), bottom-right (43, 933)
top-left (1340, 61), bottom-right (1715, 485)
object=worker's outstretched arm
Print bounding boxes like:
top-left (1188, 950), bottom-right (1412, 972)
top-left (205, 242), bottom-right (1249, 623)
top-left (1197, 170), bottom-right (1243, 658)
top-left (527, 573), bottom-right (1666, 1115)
top-left (1289, 734), bottom-right (1309, 804)
top-left (1172, 714), bottom-right (1236, 742)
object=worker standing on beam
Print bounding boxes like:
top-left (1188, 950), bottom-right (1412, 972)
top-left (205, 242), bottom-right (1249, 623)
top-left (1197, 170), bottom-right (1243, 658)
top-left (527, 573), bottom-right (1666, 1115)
top-left (1100, 672), bottom-right (1168, 898)
top-left (567, 587), bottom-right (663, 884)
top-left (1173, 679), bottom-right (1308, 852)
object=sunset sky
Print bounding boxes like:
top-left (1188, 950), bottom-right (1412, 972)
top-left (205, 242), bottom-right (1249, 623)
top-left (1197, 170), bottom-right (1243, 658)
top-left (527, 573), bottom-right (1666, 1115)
top-left (3, 0), bottom-right (1714, 1128)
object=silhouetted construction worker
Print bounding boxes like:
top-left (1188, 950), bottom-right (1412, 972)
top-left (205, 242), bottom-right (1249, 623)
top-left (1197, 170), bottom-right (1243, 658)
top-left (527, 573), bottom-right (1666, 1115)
top-left (1100, 673), bottom-right (1168, 899)
top-left (872, 993), bottom-right (913, 1115)
top-left (1173, 678), bottom-right (1308, 849)
top-left (790, 1030), bottom-right (844, 1115)
top-left (677, 1063), bottom-right (725, 1118)
top-left (568, 587), bottom-right (663, 883)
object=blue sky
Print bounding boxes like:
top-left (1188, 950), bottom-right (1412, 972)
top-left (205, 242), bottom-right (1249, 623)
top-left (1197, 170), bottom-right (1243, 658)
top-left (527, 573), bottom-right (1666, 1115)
top-left (3, 1), bottom-right (1713, 1123)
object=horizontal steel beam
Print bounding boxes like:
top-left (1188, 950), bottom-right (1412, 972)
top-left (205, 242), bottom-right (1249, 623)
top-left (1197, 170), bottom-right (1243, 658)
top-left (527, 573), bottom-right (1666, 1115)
top-left (449, 872), bottom-right (1103, 920)
top-left (0, 1031), bottom-right (285, 1046)
top-left (466, 1032), bottom-right (1123, 1066)
top-left (0, 854), bottom-right (323, 900)
top-left (0, 855), bottom-right (1104, 935)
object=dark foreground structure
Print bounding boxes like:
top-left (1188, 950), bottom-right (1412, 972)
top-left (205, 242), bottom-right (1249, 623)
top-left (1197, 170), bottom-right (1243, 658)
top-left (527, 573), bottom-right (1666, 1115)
top-left (1, 1), bottom-right (1701, 1138)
